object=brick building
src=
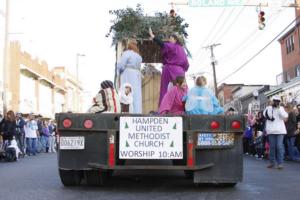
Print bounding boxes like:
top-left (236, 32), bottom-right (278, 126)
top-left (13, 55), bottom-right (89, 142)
top-left (217, 83), bottom-right (244, 106)
top-left (277, 1), bottom-right (300, 83)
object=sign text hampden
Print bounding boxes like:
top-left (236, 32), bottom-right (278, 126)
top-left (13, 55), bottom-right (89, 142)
top-left (119, 117), bottom-right (183, 159)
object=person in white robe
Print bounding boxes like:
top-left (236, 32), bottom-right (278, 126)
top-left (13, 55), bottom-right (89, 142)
top-left (117, 40), bottom-right (143, 113)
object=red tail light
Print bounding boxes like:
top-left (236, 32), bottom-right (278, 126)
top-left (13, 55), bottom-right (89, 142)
top-left (210, 121), bottom-right (220, 130)
top-left (108, 134), bottom-right (115, 168)
top-left (83, 119), bottom-right (93, 129)
top-left (62, 118), bottom-right (72, 128)
top-left (231, 121), bottom-right (241, 129)
top-left (187, 136), bottom-right (194, 167)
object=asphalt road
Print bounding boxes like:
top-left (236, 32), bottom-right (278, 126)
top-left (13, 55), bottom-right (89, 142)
top-left (0, 154), bottom-right (299, 200)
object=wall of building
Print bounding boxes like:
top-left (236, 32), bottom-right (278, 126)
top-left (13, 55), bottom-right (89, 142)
top-left (6, 42), bottom-right (82, 117)
top-left (0, 1), bottom-right (5, 114)
top-left (279, 27), bottom-right (300, 81)
top-left (217, 84), bottom-right (243, 106)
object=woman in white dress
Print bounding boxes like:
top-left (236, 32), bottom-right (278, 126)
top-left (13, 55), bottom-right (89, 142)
top-left (117, 40), bottom-right (143, 113)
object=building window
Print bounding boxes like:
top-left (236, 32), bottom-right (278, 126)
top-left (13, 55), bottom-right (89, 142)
top-left (286, 35), bottom-right (295, 54)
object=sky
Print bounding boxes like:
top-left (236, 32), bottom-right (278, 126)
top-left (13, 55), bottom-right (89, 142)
top-left (7, 0), bottom-right (296, 95)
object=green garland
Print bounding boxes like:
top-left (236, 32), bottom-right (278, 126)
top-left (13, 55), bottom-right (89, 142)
top-left (106, 4), bottom-right (189, 46)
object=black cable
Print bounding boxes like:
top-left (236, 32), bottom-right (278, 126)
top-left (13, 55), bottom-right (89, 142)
top-left (218, 15), bottom-right (300, 84)
top-left (213, 7), bottom-right (245, 43)
top-left (194, 8), bottom-right (226, 59)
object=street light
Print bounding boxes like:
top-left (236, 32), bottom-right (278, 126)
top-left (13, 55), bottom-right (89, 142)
top-left (75, 53), bottom-right (85, 112)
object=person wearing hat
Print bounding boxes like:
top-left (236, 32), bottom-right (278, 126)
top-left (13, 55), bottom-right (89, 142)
top-left (88, 80), bottom-right (121, 114)
top-left (24, 113), bottom-right (38, 156)
top-left (263, 96), bottom-right (288, 169)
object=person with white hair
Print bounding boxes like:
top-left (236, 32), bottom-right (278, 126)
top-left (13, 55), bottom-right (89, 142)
top-left (263, 96), bottom-right (288, 169)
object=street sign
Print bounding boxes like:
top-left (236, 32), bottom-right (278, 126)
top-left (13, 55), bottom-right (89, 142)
top-left (119, 117), bottom-right (183, 159)
top-left (189, 0), bottom-right (244, 7)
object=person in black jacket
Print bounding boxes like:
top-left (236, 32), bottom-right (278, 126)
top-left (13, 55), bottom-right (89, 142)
top-left (285, 103), bottom-right (300, 161)
top-left (16, 113), bottom-right (26, 155)
top-left (296, 104), bottom-right (300, 152)
top-left (0, 110), bottom-right (17, 141)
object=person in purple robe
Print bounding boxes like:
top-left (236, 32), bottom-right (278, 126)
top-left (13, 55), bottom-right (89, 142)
top-left (159, 76), bottom-right (187, 115)
top-left (149, 28), bottom-right (189, 106)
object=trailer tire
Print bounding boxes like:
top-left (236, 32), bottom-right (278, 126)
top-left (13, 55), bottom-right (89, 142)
top-left (219, 183), bottom-right (237, 187)
top-left (184, 170), bottom-right (194, 179)
top-left (85, 170), bottom-right (107, 186)
top-left (59, 169), bottom-right (82, 186)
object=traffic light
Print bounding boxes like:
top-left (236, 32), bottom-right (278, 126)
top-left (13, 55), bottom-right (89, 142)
top-left (258, 11), bottom-right (265, 30)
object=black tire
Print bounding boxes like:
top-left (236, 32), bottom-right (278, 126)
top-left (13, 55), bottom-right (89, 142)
top-left (218, 183), bottom-right (237, 187)
top-left (85, 170), bottom-right (107, 186)
top-left (107, 170), bottom-right (114, 178)
top-left (184, 170), bottom-right (194, 179)
top-left (59, 169), bottom-right (82, 186)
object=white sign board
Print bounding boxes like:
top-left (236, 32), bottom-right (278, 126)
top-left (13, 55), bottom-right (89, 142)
top-left (119, 117), bottom-right (183, 159)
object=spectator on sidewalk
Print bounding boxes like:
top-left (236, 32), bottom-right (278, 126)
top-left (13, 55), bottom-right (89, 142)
top-left (296, 104), bottom-right (300, 152)
top-left (41, 121), bottom-right (50, 153)
top-left (48, 120), bottom-right (56, 153)
top-left (24, 114), bottom-right (38, 156)
top-left (0, 110), bottom-right (17, 141)
top-left (252, 111), bottom-right (266, 158)
top-left (263, 96), bottom-right (288, 169)
top-left (243, 125), bottom-right (253, 155)
top-left (16, 112), bottom-right (26, 155)
top-left (285, 103), bottom-right (300, 161)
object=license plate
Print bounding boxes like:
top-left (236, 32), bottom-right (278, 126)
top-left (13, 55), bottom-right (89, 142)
top-left (197, 133), bottom-right (234, 146)
top-left (60, 136), bottom-right (85, 150)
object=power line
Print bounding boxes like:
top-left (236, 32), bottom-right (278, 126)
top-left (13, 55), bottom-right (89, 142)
top-left (193, 8), bottom-right (226, 59)
top-left (213, 7), bottom-right (246, 43)
top-left (218, 8), bottom-right (287, 63)
top-left (218, 15), bottom-right (299, 84)
top-left (195, 8), bottom-right (236, 61)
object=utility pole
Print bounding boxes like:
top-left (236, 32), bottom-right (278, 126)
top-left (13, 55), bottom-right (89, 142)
top-left (204, 43), bottom-right (221, 96)
top-left (3, 0), bottom-right (10, 114)
top-left (76, 53), bottom-right (85, 113)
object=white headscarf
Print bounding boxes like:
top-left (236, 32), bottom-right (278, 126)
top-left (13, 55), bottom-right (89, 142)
top-left (119, 83), bottom-right (133, 113)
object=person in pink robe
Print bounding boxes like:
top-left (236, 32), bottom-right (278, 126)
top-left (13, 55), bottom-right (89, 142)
top-left (159, 76), bottom-right (187, 115)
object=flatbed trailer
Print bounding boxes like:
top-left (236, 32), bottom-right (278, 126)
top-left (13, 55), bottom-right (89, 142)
top-left (56, 113), bottom-right (245, 187)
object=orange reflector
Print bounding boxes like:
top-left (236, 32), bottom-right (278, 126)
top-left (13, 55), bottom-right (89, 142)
top-left (109, 144), bottom-right (115, 167)
top-left (62, 118), bottom-right (72, 128)
top-left (187, 136), bottom-right (194, 167)
top-left (108, 135), bottom-right (115, 167)
top-left (84, 119), bottom-right (93, 129)
top-left (231, 121), bottom-right (241, 129)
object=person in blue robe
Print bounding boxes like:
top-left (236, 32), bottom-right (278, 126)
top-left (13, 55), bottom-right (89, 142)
top-left (185, 76), bottom-right (224, 115)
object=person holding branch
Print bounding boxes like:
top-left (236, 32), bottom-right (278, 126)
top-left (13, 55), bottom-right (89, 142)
top-left (149, 27), bottom-right (189, 106)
